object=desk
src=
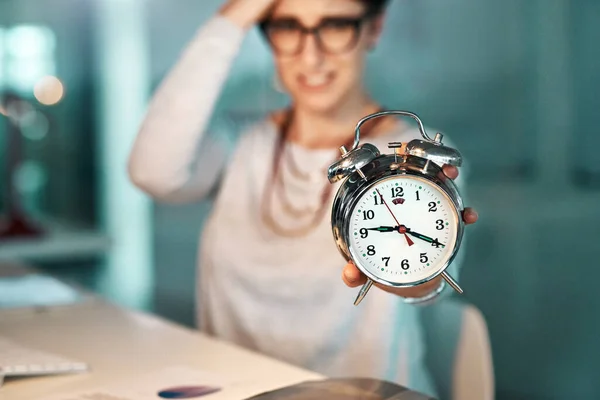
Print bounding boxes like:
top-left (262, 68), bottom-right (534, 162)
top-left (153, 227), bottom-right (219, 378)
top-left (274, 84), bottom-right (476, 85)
top-left (0, 276), bottom-right (323, 399)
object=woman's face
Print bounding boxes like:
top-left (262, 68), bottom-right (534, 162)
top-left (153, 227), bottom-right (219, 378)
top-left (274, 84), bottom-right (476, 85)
top-left (262, 0), bottom-right (383, 114)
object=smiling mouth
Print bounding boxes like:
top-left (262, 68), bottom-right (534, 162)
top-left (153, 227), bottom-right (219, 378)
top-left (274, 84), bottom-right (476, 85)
top-left (298, 73), bottom-right (335, 91)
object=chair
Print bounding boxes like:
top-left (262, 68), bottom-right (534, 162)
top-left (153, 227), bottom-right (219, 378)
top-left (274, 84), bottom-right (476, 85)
top-left (419, 298), bottom-right (495, 400)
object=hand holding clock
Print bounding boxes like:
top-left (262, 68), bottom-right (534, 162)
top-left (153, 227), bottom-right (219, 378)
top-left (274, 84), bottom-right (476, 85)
top-left (341, 165), bottom-right (478, 300)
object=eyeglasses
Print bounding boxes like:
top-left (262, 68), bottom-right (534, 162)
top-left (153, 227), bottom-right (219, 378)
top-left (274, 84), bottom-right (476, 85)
top-left (259, 13), bottom-right (372, 56)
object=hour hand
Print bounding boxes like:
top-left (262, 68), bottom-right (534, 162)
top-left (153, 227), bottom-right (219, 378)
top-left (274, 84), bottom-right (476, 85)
top-left (365, 226), bottom-right (397, 232)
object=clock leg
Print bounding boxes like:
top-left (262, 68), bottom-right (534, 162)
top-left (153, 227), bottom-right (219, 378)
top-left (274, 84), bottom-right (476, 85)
top-left (354, 279), bottom-right (374, 306)
top-left (441, 271), bottom-right (464, 294)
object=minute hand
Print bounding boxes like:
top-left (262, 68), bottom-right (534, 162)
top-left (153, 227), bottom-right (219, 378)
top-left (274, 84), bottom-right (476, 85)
top-left (405, 228), bottom-right (445, 248)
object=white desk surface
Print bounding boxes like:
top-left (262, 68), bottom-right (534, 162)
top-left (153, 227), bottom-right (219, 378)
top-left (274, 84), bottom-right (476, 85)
top-left (0, 289), bottom-right (323, 399)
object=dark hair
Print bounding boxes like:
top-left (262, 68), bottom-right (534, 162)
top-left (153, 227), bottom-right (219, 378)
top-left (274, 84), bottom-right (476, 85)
top-left (259, 0), bottom-right (390, 26)
top-left (360, 0), bottom-right (390, 16)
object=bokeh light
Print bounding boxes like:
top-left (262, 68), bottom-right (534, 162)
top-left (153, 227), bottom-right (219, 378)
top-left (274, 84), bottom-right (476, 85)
top-left (14, 160), bottom-right (47, 194)
top-left (34, 75), bottom-right (64, 105)
top-left (20, 110), bottom-right (50, 141)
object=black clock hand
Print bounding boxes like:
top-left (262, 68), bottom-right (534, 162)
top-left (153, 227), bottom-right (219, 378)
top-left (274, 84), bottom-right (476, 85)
top-left (404, 227), bottom-right (445, 248)
top-left (365, 226), bottom-right (397, 232)
top-left (366, 225), bottom-right (445, 247)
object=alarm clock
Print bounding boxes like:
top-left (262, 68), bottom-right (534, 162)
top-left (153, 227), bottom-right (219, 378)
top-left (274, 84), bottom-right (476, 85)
top-left (327, 110), bottom-right (465, 306)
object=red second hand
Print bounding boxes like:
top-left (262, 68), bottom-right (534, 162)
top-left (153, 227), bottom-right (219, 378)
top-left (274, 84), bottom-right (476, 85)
top-left (398, 225), bottom-right (414, 246)
top-left (375, 188), bottom-right (414, 246)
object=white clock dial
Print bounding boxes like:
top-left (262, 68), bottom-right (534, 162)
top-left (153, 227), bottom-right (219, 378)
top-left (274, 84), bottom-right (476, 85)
top-left (348, 175), bottom-right (459, 285)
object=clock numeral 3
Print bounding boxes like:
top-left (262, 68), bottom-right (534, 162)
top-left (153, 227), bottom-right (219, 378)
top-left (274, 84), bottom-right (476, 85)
top-left (382, 257), bottom-right (390, 267)
top-left (436, 219), bottom-right (444, 230)
top-left (428, 202), bottom-right (438, 212)
top-left (367, 245), bottom-right (376, 256)
top-left (363, 210), bottom-right (375, 220)
top-left (401, 259), bottom-right (410, 270)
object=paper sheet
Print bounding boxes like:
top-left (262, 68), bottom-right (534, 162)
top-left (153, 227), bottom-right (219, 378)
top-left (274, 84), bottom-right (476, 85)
top-left (39, 366), bottom-right (432, 400)
top-left (41, 366), bottom-right (254, 400)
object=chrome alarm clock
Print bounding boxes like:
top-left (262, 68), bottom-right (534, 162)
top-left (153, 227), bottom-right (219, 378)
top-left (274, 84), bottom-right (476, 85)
top-left (328, 110), bottom-right (465, 305)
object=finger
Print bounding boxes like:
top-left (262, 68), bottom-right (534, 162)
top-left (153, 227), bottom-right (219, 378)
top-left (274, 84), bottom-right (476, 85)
top-left (462, 207), bottom-right (479, 225)
top-left (342, 262), bottom-right (367, 288)
top-left (442, 165), bottom-right (459, 180)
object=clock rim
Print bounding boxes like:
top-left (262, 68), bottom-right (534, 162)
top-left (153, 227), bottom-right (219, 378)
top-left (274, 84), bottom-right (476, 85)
top-left (330, 153), bottom-right (466, 289)
top-left (346, 174), bottom-right (461, 288)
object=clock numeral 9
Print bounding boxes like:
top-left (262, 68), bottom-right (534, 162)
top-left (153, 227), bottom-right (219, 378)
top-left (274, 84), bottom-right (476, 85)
top-left (382, 257), bottom-right (390, 267)
top-left (391, 187), bottom-right (404, 198)
top-left (436, 219), bottom-right (444, 230)
top-left (363, 210), bottom-right (375, 220)
top-left (428, 202), bottom-right (438, 212)
top-left (360, 228), bottom-right (368, 238)
top-left (401, 259), bottom-right (410, 270)
top-left (420, 253), bottom-right (428, 263)
top-left (367, 245), bottom-right (376, 256)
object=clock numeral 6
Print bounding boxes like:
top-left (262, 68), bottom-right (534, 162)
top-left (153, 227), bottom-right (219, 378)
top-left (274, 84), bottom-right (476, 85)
top-left (367, 245), bottom-right (376, 256)
top-left (401, 259), bottom-right (410, 270)
top-left (420, 253), bottom-right (428, 263)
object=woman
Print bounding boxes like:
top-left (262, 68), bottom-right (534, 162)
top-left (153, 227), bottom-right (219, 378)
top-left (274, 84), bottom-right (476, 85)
top-left (128, 0), bottom-right (478, 395)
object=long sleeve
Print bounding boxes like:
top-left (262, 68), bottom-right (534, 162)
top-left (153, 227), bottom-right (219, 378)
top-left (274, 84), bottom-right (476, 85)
top-left (128, 15), bottom-right (247, 203)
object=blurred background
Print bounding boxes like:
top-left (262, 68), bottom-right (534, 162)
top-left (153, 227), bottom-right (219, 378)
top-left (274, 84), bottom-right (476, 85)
top-left (1, 0), bottom-right (599, 399)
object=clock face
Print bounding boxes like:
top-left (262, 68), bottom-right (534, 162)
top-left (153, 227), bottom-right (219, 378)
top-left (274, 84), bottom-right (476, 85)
top-left (348, 175), bottom-right (460, 285)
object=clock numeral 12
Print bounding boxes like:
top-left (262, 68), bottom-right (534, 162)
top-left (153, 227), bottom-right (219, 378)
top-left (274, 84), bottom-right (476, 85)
top-left (391, 187), bottom-right (404, 198)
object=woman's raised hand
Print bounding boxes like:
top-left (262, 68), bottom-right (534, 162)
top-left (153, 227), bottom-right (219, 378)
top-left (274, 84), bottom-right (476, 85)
top-left (219, 0), bottom-right (279, 29)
